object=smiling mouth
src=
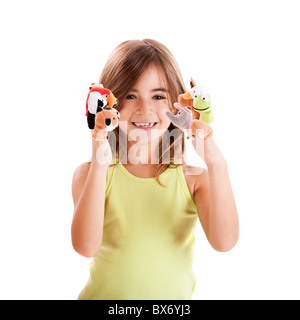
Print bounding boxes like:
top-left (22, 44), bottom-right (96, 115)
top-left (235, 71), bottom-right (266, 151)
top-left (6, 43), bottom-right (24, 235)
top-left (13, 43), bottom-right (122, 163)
top-left (193, 106), bottom-right (210, 111)
top-left (131, 122), bottom-right (158, 129)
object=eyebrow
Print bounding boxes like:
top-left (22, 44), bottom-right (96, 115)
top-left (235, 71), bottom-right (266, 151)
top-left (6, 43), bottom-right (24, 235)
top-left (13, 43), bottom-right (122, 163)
top-left (130, 88), bottom-right (169, 93)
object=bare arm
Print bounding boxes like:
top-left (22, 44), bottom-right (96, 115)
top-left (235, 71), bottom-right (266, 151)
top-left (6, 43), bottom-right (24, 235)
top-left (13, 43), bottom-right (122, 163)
top-left (193, 138), bottom-right (239, 252)
top-left (71, 131), bottom-right (112, 258)
top-left (71, 162), bottom-right (108, 258)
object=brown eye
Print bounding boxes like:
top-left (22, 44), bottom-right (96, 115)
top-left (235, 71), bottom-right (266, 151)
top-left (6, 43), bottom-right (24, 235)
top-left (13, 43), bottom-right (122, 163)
top-left (126, 95), bottom-right (136, 99)
top-left (153, 95), bottom-right (166, 100)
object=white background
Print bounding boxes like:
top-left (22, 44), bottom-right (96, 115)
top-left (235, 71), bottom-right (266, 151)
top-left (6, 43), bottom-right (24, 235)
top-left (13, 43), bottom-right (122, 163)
top-left (0, 0), bottom-right (299, 300)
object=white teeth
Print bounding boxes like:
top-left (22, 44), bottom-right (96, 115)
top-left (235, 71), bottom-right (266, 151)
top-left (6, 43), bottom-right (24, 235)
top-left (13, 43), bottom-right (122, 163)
top-left (133, 122), bottom-right (156, 127)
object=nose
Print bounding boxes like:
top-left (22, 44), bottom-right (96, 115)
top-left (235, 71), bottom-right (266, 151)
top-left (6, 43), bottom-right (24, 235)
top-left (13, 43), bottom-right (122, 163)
top-left (136, 98), bottom-right (153, 115)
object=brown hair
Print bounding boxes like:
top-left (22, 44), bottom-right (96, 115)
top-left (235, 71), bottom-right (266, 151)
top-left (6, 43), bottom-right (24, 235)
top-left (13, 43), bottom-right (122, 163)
top-left (97, 39), bottom-right (188, 187)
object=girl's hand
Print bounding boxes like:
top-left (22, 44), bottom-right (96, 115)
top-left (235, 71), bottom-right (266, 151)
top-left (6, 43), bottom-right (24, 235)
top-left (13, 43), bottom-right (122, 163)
top-left (90, 112), bottom-right (112, 169)
top-left (190, 119), bottom-right (213, 140)
top-left (91, 137), bottom-right (112, 169)
top-left (189, 119), bottom-right (226, 167)
top-left (92, 111), bottom-right (109, 141)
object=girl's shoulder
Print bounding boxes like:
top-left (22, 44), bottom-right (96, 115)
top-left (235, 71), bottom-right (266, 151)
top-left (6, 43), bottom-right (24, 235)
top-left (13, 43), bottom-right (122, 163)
top-left (181, 163), bottom-right (206, 176)
top-left (72, 161), bottom-right (109, 186)
top-left (72, 162), bottom-right (90, 182)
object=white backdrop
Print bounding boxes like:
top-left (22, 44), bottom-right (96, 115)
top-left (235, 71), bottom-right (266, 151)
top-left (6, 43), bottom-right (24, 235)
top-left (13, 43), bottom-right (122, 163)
top-left (0, 0), bottom-right (299, 300)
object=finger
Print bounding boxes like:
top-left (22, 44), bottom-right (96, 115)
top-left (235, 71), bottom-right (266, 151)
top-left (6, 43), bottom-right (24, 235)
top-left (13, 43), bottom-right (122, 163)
top-left (190, 120), bottom-right (213, 140)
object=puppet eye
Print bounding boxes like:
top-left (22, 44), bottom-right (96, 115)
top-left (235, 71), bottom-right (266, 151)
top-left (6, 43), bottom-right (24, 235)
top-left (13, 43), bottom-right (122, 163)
top-left (103, 94), bottom-right (109, 99)
top-left (191, 90), bottom-right (197, 99)
top-left (201, 94), bottom-right (209, 102)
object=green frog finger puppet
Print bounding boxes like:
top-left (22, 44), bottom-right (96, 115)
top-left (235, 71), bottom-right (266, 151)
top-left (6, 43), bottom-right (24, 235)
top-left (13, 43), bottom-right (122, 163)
top-left (183, 85), bottom-right (214, 124)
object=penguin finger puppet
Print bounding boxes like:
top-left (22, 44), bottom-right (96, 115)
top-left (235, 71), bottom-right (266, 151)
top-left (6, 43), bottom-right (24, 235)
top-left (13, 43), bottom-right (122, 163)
top-left (86, 83), bottom-right (118, 129)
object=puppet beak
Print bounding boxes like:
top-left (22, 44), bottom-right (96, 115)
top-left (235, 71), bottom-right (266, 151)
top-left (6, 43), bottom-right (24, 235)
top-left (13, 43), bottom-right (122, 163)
top-left (106, 92), bottom-right (116, 108)
top-left (183, 91), bottom-right (192, 100)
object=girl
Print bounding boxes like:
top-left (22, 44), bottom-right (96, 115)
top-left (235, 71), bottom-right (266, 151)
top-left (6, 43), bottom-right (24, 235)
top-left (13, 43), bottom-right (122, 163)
top-left (71, 39), bottom-right (239, 300)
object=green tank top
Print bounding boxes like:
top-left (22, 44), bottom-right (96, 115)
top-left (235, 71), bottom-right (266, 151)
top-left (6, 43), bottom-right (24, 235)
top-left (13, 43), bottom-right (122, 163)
top-left (78, 160), bottom-right (198, 300)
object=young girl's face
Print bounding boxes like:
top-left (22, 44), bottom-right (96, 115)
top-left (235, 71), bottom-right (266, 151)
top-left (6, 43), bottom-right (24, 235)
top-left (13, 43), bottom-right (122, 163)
top-left (118, 64), bottom-right (171, 145)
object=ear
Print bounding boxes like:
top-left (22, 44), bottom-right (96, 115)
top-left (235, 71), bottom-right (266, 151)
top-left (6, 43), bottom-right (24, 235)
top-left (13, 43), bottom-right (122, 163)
top-left (190, 77), bottom-right (197, 88)
top-left (89, 83), bottom-right (96, 90)
top-left (89, 83), bottom-right (104, 90)
top-left (182, 107), bottom-right (192, 114)
top-left (173, 102), bottom-right (184, 110)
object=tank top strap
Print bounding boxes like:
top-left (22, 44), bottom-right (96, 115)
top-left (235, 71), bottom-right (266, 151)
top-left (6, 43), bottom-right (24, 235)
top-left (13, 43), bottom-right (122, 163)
top-left (176, 165), bottom-right (197, 211)
top-left (105, 154), bottom-right (118, 193)
top-left (106, 156), bottom-right (197, 212)
top-left (106, 165), bottom-right (115, 194)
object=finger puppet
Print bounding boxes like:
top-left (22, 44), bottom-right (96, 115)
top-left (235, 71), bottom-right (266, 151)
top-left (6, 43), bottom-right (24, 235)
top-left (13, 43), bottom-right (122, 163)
top-left (85, 83), bottom-right (120, 141)
top-left (92, 107), bottom-right (120, 141)
top-left (86, 83), bottom-right (118, 129)
top-left (165, 102), bottom-right (192, 130)
top-left (182, 78), bottom-right (214, 124)
top-left (190, 118), bottom-right (213, 140)
top-left (166, 78), bottom-right (214, 141)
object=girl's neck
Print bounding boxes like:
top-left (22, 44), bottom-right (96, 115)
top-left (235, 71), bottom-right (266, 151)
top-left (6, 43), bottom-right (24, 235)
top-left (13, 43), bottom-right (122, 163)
top-left (121, 162), bottom-right (159, 179)
top-left (122, 140), bottom-right (160, 166)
